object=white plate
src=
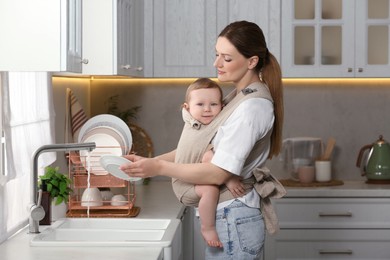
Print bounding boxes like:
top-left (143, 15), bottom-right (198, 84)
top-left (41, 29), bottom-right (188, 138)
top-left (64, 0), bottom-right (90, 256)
top-left (99, 155), bottom-right (142, 181)
top-left (78, 114), bottom-right (132, 154)
top-left (81, 126), bottom-right (127, 154)
top-left (80, 134), bottom-right (123, 175)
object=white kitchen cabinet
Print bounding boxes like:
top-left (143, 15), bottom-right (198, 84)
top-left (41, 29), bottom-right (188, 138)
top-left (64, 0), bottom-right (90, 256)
top-left (180, 207), bottom-right (194, 260)
top-left (216, 0), bottom-right (281, 62)
top-left (82, 0), bottom-right (143, 76)
top-left (0, 0), bottom-right (82, 72)
top-left (193, 213), bottom-right (206, 260)
top-left (144, 0), bottom-right (280, 77)
top-left (282, 0), bottom-right (390, 78)
top-left (265, 198), bottom-right (390, 259)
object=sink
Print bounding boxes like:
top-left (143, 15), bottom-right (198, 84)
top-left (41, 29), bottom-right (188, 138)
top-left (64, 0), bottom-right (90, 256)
top-left (30, 218), bottom-right (182, 259)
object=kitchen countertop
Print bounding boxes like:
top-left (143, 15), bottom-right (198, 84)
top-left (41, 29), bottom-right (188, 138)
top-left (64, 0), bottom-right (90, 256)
top-left (1, 180), bottom-right (389, 259)
top-left (283, 180), bottom-right (390, 198)
top-left (0, 181), bottom-right (185, 260)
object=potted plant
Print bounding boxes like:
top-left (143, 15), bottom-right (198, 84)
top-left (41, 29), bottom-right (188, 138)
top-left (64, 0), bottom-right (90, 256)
top-left (38, 166), bottom-right (72, 223)
top-left (39, 166), bottom-right (72, 205)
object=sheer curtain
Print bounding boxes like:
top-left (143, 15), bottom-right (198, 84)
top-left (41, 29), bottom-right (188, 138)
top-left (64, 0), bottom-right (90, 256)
top-left (0, 72), bottom-right (56, 243)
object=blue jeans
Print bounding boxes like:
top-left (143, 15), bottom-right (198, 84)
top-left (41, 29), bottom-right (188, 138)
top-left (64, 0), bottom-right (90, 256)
top-left (205, 200), bottom-right (265, 260)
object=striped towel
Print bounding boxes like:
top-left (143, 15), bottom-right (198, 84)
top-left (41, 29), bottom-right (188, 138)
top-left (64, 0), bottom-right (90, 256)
top-left (65, 88), bottom-right (89, 143)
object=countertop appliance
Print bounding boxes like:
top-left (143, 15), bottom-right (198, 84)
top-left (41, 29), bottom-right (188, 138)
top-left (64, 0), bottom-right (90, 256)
top-left (356, 135), bottom-right (390, 183)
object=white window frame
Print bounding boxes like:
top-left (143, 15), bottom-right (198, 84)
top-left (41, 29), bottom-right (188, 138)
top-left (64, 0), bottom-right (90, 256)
top-left (0, 74), bottom-right (5, 179)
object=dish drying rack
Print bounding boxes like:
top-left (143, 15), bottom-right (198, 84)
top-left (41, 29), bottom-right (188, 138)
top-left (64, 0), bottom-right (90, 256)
top-left (66, 149), bottom-right (139, 218)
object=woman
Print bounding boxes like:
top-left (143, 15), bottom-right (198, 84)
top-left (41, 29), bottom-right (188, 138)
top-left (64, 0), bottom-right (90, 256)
top-left (121, 20), bottom-right (284, 259)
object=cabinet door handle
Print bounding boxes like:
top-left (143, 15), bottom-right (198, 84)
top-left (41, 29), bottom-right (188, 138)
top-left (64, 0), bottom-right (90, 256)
top-left (319, 249), bottom-right (353, 255)
top-left (318, 212), bottom-right (352, 217)
top-left (122, 65), bottom-right (143, 71)
top-left (81, 59), bottom-right (89, 64)
top-left (347, 67), bottom-right (353, 72)
top-left (358, 68), bottom-right (363, 72)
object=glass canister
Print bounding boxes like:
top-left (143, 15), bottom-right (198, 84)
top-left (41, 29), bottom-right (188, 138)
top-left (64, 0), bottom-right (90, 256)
top-left (281, 137), bottom-right (323, 180)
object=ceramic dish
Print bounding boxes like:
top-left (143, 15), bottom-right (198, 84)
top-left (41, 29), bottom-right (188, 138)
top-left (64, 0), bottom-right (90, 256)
top-left (110, 194), bottom-right (127, 206)
top-left (78, 114), bottom-right (132, 155)
top-left (81, 187), bottom-right (103, 207)
top-left (80, 133), bottom-right (123, 175)
top-left (81, 125), bottom-right (127, 154)
top-left (99, 155), bottom-right (142, 181)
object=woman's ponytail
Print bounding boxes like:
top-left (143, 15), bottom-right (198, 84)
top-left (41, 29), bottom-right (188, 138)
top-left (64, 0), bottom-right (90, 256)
top-left (261, 52), bottom-right (284, 158)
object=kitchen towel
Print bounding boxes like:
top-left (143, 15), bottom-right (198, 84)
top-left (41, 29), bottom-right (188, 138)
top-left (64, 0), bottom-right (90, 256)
top-left (65, 88), bottom-right (88, 143)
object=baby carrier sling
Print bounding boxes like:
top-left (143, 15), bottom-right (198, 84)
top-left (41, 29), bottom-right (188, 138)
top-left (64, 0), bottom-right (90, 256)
top-left (173, 82), bottom-right (272, 205)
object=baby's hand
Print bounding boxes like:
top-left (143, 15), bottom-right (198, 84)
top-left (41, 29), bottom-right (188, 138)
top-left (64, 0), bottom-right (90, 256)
top-left (226, 176), bottom-right (245, 198)
top-left (201, 149), bottom-right (214, 163)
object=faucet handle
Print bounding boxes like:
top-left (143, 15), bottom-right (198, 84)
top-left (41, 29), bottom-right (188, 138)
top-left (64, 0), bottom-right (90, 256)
top-left (37, 189), bottom-right (43, 207)
top-left (30, 189), bottom-right (45, 221)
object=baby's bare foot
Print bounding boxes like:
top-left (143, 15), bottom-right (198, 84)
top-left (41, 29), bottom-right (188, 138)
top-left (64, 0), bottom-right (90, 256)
top-left (201, 227), bottom-right (223, 248)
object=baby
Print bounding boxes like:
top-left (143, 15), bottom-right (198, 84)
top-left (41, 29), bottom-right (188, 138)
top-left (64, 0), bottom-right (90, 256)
top-left (175, 78), bottom-right (244, 248)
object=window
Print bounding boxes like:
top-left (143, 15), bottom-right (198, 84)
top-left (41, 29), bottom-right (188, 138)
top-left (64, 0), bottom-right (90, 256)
top-left (0, 72), bottom-right (56, 244)
top-left (0, 73), bottom-right (6, 182)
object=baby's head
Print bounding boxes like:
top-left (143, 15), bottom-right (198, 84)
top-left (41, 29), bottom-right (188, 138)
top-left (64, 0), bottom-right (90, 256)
top-left (183, 78), bottom-right (223, 125)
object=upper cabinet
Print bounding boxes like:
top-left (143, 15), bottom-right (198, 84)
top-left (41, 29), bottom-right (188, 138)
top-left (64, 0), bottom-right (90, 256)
top-left (282, 0), bottom-right (390, 78)
top-left (217, 0), bottom-right (281, 62)
top-left (82, 0), bottom-right (144, 76)
top-left (0, 0), bottom-right (82, 72)
top-left (144, 0), bottom-right (280, 77)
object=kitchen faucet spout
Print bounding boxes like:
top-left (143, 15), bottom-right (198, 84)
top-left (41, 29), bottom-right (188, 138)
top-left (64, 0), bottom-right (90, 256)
top-left (29, 142), bottom-right (96, 234)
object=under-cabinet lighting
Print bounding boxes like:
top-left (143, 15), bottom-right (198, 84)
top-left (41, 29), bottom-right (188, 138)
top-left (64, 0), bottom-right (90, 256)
top-left (283, 78), bottom-right (390, 86)
top-left (53, 76), bottom-right (390, 87)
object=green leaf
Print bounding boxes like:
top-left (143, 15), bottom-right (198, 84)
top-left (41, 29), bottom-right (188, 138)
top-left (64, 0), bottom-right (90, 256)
top-left (51, 179), bottom-right (59, 187)
top-left (47, 183), bottom-right (53, 192)
top-left (59, 182), bottom-right (67, 194)
top-left (55, 196), bottom-right (63, 205)
top-left (51, 189), bottom-right (59, 197)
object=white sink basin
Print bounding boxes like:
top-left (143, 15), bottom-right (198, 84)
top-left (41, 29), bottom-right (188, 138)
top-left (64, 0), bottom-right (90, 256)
top-left (30, 218), bottom-right (181, 248)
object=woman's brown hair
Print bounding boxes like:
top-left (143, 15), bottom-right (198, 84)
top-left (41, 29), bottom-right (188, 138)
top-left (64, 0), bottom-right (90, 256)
top-left (218, 21), bottom-right (284, 158)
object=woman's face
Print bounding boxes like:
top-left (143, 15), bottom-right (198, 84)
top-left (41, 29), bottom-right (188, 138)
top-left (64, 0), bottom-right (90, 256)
top-left (213, 36), bottom-right (258, 89)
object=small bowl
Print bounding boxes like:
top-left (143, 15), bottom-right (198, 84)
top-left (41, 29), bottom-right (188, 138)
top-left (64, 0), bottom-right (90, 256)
top-left (81, 187), bottom-right (103, 207)
top-left (110, 194), bottom-right (127, 206)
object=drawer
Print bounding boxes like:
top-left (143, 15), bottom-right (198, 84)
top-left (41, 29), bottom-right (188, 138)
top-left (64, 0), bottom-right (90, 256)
top-left (274, 198), bottom-right (390, 229)
top-left (265, 229), bottom-right (390, 259)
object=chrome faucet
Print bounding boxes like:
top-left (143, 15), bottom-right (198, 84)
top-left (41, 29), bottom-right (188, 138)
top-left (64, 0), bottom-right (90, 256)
top-left (29, 142), bottom-right (96, 233)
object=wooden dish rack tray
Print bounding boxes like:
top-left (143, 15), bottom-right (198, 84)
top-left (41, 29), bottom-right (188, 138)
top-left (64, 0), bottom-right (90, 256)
top-left (66, 150), bottom-right (138, 218)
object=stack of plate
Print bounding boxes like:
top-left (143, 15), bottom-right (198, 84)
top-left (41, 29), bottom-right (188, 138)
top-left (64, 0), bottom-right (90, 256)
top-left (78, 114), bottom-right (132, 175)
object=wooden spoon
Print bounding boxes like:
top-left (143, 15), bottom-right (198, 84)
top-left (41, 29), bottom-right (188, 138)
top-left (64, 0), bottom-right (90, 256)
top-left (322, 137), bottom-right (336, 160)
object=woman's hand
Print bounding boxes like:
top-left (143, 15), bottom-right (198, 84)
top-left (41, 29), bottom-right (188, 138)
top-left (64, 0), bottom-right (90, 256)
top-left (120, 154), bottom-right (161, 179)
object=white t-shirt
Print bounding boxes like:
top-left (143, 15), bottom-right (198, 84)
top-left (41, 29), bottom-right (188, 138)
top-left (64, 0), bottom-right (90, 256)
top-left (211, 97), bottom-right (274, 209)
